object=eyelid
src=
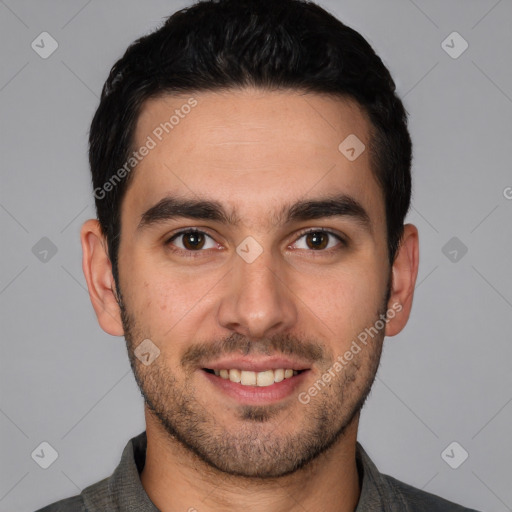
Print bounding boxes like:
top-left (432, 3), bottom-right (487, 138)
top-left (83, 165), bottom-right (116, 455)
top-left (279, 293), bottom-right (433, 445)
top-left (294, 227), bottom-right (347, 245)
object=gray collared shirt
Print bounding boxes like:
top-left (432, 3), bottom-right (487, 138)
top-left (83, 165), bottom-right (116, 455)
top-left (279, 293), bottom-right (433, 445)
top-left (36, 431), bottom-right (480, 511)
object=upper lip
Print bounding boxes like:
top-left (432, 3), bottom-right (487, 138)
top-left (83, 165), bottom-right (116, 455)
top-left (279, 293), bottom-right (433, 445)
top-left (202, 356), bottom-right (312, 372)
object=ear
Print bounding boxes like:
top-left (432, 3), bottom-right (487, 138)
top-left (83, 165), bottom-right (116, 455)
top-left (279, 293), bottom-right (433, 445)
top-left (80, 219), bottom-right (124, 336)
top-left (385, 223), bottom-right (419, 337)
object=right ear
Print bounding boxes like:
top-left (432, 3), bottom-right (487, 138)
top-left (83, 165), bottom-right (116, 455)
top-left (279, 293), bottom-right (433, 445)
top-left (80, 219), bottom-right (124, 336)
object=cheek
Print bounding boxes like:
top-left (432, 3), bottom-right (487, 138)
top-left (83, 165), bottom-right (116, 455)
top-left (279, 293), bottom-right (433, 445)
top-left (136, 274), bottom-right (214, 335)
top-left (304, 262), bottom-right (385, 334)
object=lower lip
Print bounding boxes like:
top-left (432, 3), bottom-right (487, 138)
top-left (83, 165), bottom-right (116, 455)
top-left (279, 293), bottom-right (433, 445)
top-left (201, 369), bottom-right (310, 405)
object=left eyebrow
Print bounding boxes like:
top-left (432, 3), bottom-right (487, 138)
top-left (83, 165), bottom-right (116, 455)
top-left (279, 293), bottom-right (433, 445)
top-left (136, 193), bottom-right (372, 234)
top-left (283, 194), bottom-right (372, 233)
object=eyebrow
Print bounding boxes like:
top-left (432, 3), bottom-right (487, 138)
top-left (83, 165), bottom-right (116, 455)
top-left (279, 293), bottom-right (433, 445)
top-left (137, 193), bottom-right (372, 234)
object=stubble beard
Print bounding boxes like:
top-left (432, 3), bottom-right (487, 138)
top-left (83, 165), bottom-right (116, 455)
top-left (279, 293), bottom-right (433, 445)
top-left (116, 282), bottom-right (390, 479)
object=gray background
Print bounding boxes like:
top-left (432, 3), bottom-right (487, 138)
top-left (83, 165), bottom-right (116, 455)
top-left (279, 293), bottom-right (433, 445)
top-left (1, 0), bottom-right (511, 511)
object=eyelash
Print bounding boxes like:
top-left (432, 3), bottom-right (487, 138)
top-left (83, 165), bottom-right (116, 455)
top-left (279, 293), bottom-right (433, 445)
top-left (165, 227), bottom-right (347, 258)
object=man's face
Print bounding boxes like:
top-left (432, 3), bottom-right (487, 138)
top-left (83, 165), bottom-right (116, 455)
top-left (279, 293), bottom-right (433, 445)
top-left (116, 88), bottom-right (391, 478)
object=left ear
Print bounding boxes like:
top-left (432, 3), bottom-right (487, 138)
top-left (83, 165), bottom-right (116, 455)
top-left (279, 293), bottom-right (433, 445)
top-left (385, 223), bottom-right (419, 337)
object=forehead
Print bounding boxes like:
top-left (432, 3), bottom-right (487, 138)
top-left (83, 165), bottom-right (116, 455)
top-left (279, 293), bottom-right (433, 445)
top-left (122, 88), bottom-right (383, 230)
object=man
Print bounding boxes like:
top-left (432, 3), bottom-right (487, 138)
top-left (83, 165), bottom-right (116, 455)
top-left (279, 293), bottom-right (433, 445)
top-left (37, 0), bottom-right (480, 510)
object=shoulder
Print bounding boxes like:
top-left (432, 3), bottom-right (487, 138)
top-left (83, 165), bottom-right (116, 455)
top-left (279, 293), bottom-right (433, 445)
top-left (383, 473), bottom-right (481, 512)
top-left (34, 432), bottom-right (147, 512)
top-left (355, 442), bottom-right (481, 512)
top-left (33, 494), bottom-right (85, 512)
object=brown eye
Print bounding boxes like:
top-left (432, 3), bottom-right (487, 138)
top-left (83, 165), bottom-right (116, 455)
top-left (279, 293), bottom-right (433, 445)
top-left (167, 229), bottom-right (216, 252)
top-left (291, 229), bottom-right (346, 253)
top-left (182, 231), bottom-right (205, 250)
top-left (305, 231), bottom-right (329, 250)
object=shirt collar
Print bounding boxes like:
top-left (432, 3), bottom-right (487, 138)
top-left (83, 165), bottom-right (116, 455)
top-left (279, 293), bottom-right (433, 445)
top-left (354, 441), bottom-right (394, 511)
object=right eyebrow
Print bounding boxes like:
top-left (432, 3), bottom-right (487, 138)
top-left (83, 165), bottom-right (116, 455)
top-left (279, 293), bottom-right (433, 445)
top-left (137, 196), bottom-right (241, 232)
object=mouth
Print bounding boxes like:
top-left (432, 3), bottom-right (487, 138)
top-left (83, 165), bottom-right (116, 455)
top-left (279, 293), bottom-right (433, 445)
top-left (203, 367), bottom-right (305, 386)
top-left (200, 359), bottom-right (311, 405)
top-left (202, 368), bottom-right (306, 387)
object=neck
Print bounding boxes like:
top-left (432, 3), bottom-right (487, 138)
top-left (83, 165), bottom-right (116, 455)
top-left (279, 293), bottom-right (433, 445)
top-left (140, 409), bottom-right (362, 512)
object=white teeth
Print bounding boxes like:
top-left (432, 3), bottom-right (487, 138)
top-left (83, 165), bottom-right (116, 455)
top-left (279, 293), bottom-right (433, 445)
top-left (212, 368), bottom-right (298, 387)
top-left (240, 370), bottom-right (257, 385)
top-left (256, 370), bottom-right (274, 387)
top-left (274, 368), bottom-right (284, 383)
top-left (228, 369), bottom-right (241, 383)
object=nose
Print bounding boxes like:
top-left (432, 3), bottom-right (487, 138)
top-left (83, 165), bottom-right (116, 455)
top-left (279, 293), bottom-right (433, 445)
top-left (216, 246), bottom-right (298, 340)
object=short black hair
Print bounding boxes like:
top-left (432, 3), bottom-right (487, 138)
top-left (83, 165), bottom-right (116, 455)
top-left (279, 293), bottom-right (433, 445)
top-left (89, 0), bottom-right (412, 290)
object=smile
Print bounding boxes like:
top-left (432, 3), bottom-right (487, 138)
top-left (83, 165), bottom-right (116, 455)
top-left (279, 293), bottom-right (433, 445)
top-left (203, 368), bottom-right (302, 387)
